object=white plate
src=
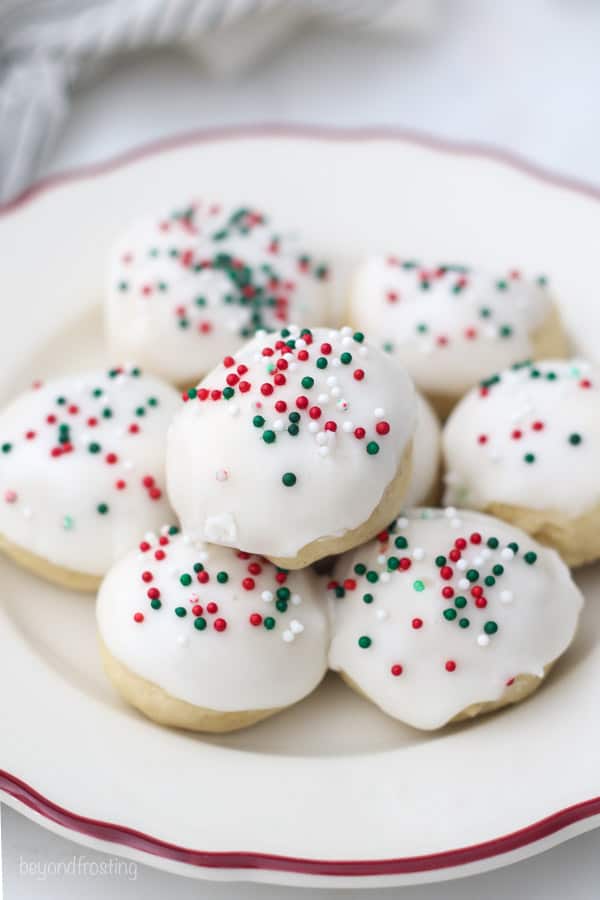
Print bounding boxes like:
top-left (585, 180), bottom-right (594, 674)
top-left (1, 127), bottom-right (600, 889)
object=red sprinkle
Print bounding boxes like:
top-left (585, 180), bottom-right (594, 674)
top-left (214, 618), bottom-right (227, 632)
top-left (391, 664), bottom-right (403, 676)
top-left (445, 660), bottom-right (457, 672)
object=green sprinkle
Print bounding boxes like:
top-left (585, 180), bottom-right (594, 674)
top-left (263, 430), bottom-right (276, 444)
top-left (62, 515), bottom-right (74, 531)
top-left (289, 411), bottom-right (300, 423)
top-left (187, 389), bottom-right (197, 402)
top-left (316, 357), bottom-right (328, 369)
top-left (253, 415), bottom-right (265, 428)
top-left (168, 525), bottom-right (179, 535)
top-left (147, 397), bottom-right (158, 407)
top-left (88, 442), bottom-right (101, 454)
top-left (413, 580), bottom-right (425, 592)
top-left (524, 551), bottom-right (538, 565)
top-left (194, 617), bottom-right (207, 630)
top-left (92, 388), bottom-right (103, 397)
top-left (151, 599), bottom-right (161, 610)
top-left (97, 503), bottom-right (109, 515)
top-left (366, 570), bottom-right (379, 583)
top-left (366, 441), bottom-right (379, 455)
top-left (416, 323), bottom-right (428, 334)
top-left (175, 607), bottom-right (187, 618)
top-left (492, 564), bottom-right (504, 576)
top-left (524, 453), bottom-right (536, 464)
top-left (1, 443), bottom-right (11, 453)
top-left (180, 573), bottom-right (192, 586)
top-left (459, 618), bottom-right (470, 628)
top-left (484, 575), bottom-right (496, 587)
top-left (499, 324), bottom-right (513, 338)
top-left (435, 555), bottom-right (446, 567)
top-left (223, 387), bottom-right (234, 400)
top-left (217, 571), bottom-right (228, 583)
top-left (569, 433), bottom-right (582, 445)
top-left (340, 352), bottom-right (352, 365)
top-left (358, 635), bottom-right (372, 649)
top-left (301, 376), bottom-right (314, 389)
top-left (466, 569), bottom-right (479, 582)
top-left (282, 472), bottom-right (297, 487)
top-left (395, 536), bottom-right (408, 549)
top-left (264, 617), bottom-right (276, 630)
top-left (487, 537), bottom-right (499, 549)
top-left (193, 562), bottom-right (203, 573)
top-left (354, 563), bottom-right (366, 575)
top-left (496, 279), bottom-right (508, 291)
top-left (484, 621), bottom-right (498, 635)
top-left (288, 424), bottom-right (299, 436)
top-left (363, 593), bottom-right (374, 604)
top-left (135, 406), bottom-right (145, 417)
top-left (508, 542), bottom-right (519, 554)
top-left (353, 332), bottom-right (364, 342)
top-left (454, 596), bottom-right (467, 609)
top-left (276, 599), bottom-right (288, 612)
top-left (387, 556), bottom-right (400, 570)
top-left (443, 608), bottom-right (457, 621)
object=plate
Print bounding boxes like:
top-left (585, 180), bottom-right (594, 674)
top-left (1, 126), bottom-right (600, 889)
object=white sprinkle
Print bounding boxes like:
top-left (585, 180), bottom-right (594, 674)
top-left (273, 419), bottom-right (284, 432)
top-left (459, 578), bottom-right (469, 590)
top-left (501, 548), bottom-right (515, 561)
top-left (144, 531), bottom-right (157, 543)
top-left (176, 635), bottom-right (189, 648)
top-left (316, 432), bottom-right (327, 445)
top-left (282, 630), bottom-right (294, 643)
top-left (480, 548), bottom-right (491, 560)
top-left (197, 550), bottom-right (208, 562)
top-left (377, 553), bottom-right (386, 564)
top-left (23, 506), bottom-right (32, 519)
top-left (296, 338), bottom-right (306, 349)
top-left (318, 446), bottom-right (329, 457)
top-left (332, 358), bottom-right (341, 368)
top-left (326, 376), bottom-right (338, 387)
top-left (412, 547), bottom-right (425, 560)
top-left (397, 517), bottom-right (408, 528)
top-left (342, 421), bottom-right (354, 433)
top-left (290, 619), bottom-right (304, 634)
top-left (456, 559), bottom-right (467, 571)
top-left (331, 386), bottom-right (341, 398)
top-left (473, 555), bottom-right (484, 567)
top-left (374, 407), bottom-right (385, 418)
top-left (359, 346), bottom-right (368, 357)
top-left (500, 590), bottom-right (513, 604)
top-left (256, 329), bottom-right (267, 338)
top-left (445, 506), bottom-right (457, 518)
top-left (309, 421), bottom-right (319, 433)
top-left (451, 518), bottom-right (462, 528)
top-left (123, 459), bottom-right (134, 471)
top-left (228, 403), bottom-right (240, 417)
top-left (288, 362), bottom-right (298, 372)
top-left (380, 571), bottom-right (391, 583)
top-left (291, 593), bottom-right (302, 606)
top-left (342, 336), bottom-right (352, 347)
top-left (182, 534), bottom-right (192, 545)
top-left (341, 326), bottom-right (352, 337)
top-left (477, 634), bottom-right (490, 647)
top-left (261, 590), bottom-right (273, 603)
top-left (317, 393), bottom-right (329, 404)
top-left (376, 608), bottom-right (388, 620)
top-left (489, 449), bottom-right (501, 462)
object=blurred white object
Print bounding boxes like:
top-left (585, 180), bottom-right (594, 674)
top-left (0, 0), bottom-right (439, 203)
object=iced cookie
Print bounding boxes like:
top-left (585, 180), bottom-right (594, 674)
top-left (0, 367), bottom-right (179, 590)
top-left (327, 508), bottom-right (582, 730)
top-left (167, 325), bottom-right (417, 569)
top-left (348, 258), bottom-right (568, 416)
top-left (106, 200), bottom-right (330, 386)
top-left (97, 531), bottom-right (329, 732)
top-left (443, 359), bottom-right (600, 566)
top-left (405, 392), bottom-right (441, 507)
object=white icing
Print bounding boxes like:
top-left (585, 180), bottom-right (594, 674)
top-left (166, 325), bottom-right (416, 559)
top-left (106, 200), bottom-right (330, 385)
top-left (349, 258), bottom-right (552, 395)
top-left (0, 368), bottom-right (179, 576)
top-left (97, 535), bottom-right (328, 711)
top-left (404, 392), bottom-right (441, 506)
top-left (328, 508), bottom-right (582, 730)
top-left (443, 359), bottom-right (599, 516)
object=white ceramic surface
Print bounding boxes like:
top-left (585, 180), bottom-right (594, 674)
top-left (1, 130), bottom-right (600, 888)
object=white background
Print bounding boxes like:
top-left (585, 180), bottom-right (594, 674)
top-left (5, 0), bottom-right (600, 896)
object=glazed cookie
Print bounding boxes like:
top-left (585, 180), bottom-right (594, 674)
top-left (167, 325), bottom-right (417, 569)
top-left (444, 359), bottom-right (600, 566)
top-left (106, 200), bottom-right (330, 386)
top-left (0, 367), bottom-right (178, 590)
top-left (404, 392), bottom-right (441, 507)
top-left (97, 530), bottom-right (329, 732)
top-left (348, 258), bottom-right (568, 416)
top-left (327, 508), bottom-right (582, 730)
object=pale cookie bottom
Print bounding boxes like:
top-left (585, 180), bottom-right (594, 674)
top-left (338, 663), bottom-right (552, 731)
top-left (0, 532), bottom-right (101, 592)
top-left (483, 500), bottom-right (600, 568)
top-left (99, 640), bottom-right (282, 733)
top-left (269, 443), bottom-right (413, 571)
top-left (414, 302), bottom-right (569, 420)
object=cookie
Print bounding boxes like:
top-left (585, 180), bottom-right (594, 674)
top-left (443, 359), bottom-right (600, 566)
top-left (106, 199), bottom-right (330, 386)
top-left (405, 392), bottom-right (441, 507)
top-left (166, 325), bottom-right (417, 569)
top-left (348, 258), bottom-right (568, 416)
top-left (327, 508), bottom-right (582, 730)
top-left (0, 367), bottom-right (178, 590)
top-left (97, 531), bottom-right (329, 732)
